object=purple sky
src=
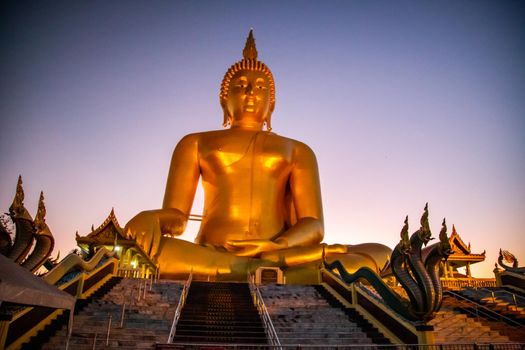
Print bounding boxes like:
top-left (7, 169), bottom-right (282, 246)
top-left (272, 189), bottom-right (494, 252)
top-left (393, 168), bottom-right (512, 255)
top-left (1, 1), bottom-right (524, 277)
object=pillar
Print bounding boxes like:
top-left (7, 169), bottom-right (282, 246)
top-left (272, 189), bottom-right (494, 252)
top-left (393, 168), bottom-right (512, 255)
top-left (466, 262), bottom-right (472, 278)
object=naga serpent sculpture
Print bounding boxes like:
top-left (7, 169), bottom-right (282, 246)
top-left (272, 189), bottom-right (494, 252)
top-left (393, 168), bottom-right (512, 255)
top-left (498, 249), bottom-right (525, 274)
top-left (44, 247), bottom-right (116, 285)
top-left (324, 204), bottom-right (452, 322)
top-left (21, 192), bottom-right (56, 272)
top-left (6, 176), bottom-right (36, 264)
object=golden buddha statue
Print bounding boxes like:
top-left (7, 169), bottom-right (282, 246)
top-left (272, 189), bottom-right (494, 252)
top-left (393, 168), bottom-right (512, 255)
top-left (125, 31), bottom-right (391, 281)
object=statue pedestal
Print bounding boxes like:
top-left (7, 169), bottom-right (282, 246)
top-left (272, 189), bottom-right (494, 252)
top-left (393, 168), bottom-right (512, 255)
top-left (255, 267), bottom-right (283, 284)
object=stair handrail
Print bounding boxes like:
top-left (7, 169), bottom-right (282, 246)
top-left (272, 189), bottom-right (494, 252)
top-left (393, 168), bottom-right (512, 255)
top-left (445, 290), bottom-right (523, 328)
top-left (247, 274), bottom-right (282, 349)
top-left (167, 270), bottom-right (193, 343)
top-left (475, 287), bottom-right (525, 308)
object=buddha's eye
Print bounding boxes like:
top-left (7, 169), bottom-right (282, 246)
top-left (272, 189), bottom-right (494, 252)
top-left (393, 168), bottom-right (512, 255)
top-left (236, 78), bottom-right (248, 88)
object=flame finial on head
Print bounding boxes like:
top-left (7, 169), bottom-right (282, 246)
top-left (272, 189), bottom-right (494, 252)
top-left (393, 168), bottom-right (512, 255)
top-left (243, 29), bottom-right (258, 60)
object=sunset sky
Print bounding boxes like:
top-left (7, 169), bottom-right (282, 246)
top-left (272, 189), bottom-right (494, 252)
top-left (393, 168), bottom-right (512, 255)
top-left (1, 1), bottom-right (523, 277)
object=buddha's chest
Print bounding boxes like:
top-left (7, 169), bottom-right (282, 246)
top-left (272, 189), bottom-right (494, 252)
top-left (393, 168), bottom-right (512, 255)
top-left (199, 133), bottom-right (294, 177)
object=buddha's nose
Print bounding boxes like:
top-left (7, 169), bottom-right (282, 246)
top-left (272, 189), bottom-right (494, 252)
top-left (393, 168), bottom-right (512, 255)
top-left (246, 83), bottom-right (254, 95)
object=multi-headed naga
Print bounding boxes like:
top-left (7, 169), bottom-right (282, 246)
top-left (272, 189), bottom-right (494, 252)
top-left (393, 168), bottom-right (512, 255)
top-left (324, 204), bottom-right (452, 323)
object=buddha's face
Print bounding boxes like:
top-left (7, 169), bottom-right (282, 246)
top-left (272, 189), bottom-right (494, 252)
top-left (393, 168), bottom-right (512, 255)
top-left (225, 69), bottom-right (271, 128)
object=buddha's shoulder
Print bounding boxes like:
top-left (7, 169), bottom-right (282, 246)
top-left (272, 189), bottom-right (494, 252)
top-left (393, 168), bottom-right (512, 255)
top-left (269, 133), bottom-right (315, 153)
top-left (176, 130), bottom-right (314, 153)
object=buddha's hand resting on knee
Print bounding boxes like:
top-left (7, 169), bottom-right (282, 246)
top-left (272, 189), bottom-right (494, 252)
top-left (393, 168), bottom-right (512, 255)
top-left (124, 208), bottom-right (186, 258)
top-left (225, 239), bottom-right (286, 257)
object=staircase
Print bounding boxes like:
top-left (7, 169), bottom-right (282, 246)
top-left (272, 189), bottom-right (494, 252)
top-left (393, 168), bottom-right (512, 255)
top-left (455, 288), bottom-right (525, 325)
top-left (21, 276), bottom-right (124, 349)
top-left (171, 281), bottom-right (267, 344)
top-left (35, 278), bottom-right (183, 349)
top-left (259, 283), bottom-right (389, 346)
top-left (316, 284), bottom-right (392, 344)
top-left (429, 295), bottom-right (512, 343)
top-left (443, 292), bottom-right (525, 342)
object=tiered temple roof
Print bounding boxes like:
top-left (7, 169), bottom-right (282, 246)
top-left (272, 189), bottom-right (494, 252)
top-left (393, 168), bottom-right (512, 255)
top-left (75, 209), bottom-right (156, 275)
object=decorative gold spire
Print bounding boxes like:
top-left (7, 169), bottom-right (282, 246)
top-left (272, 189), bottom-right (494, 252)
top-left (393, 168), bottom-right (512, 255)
top-left (34, 191), bottom-right (49, 234)
top-left (399, 215), bottom-right (410, 252)
top-left (243, 29), bottom-right (258, 60)
top-left (420, 203), bottom-right (430, 234)
top-left (439, 218), bottom-right (447, 243)
top-left (9, 175), bottom-right (24, 217)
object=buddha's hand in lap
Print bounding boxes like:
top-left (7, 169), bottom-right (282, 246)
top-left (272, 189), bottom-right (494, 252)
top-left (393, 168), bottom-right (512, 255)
top-left (225, 239), bottom-right (286, 257)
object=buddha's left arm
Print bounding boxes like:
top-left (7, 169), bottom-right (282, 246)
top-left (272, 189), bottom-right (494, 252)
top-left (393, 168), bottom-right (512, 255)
top-left (274, 142), bottom-right (324, 248)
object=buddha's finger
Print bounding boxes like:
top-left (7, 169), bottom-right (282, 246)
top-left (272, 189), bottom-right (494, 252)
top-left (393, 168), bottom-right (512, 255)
top-left (224, 241), bottom-right (242, 252)
top-left (231, 245), bottom-right (260, 257)
top-left (226, 240), bottom-right (245, 247)
top-left (235, 248), bottom-right (259, 257)
top-left (135, 231), bottom-right (144, 248)
top-left (149, 225), bottom-right (161, 258)
top-left (227, 239), bottom-right (262, 247)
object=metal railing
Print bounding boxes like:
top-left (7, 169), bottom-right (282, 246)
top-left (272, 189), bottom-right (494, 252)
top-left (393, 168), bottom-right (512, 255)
top-left (440, 278), bottom-right (497, 290)
top-left (248, 274), bottom-right (282, 349)
top-left (167, 271), bottom-right (193, 343)
top-left (445, 290), bottom-right (523, 328)
top-left (475, 287), bottom-right (525, 309)
top-left (154, 342), bottom-right (525, 349)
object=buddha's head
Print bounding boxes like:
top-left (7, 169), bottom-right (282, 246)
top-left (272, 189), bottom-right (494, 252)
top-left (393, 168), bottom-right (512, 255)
top-left (220, 30), bottom-right (276, 131)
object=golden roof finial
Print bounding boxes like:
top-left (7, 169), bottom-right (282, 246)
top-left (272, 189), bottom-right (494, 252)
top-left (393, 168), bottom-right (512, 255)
top-left (243, 29), bottom-right (258, 60)
top-left (34, 191), bottom-right (47, 232)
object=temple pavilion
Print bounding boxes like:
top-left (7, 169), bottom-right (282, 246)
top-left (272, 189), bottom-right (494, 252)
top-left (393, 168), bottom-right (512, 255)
top-left (75, 209), bottom-right (157, 278)
top-left (441, 225), bottom-right (486, 278)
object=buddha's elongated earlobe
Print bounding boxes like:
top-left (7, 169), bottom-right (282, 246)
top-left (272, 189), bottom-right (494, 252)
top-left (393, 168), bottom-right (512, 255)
top-left (264, 116), bottom-right (272, 131)
top-left (222, 111), bottom-right (232, 128)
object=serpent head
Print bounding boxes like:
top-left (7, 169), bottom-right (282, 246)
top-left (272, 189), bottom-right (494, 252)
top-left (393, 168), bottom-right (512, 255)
top-left (398, 216), bottom-right (411, 255)
top-left (438, 218), bottom-right (452, 258)
top-left (418, 203), bottom-right (432, 245)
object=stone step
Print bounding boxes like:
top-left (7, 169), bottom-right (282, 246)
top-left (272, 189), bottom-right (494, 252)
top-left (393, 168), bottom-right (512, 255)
top-left (38, 278), bottom-right (183, 349)
top-left (278, 337), bottom-right (375, 345)
top-left (260, 284), bottom-right (382, 346)
top-left (172, 334), bottom-right (268, 344)
top-left (275, 331), bottom-right (369, 339)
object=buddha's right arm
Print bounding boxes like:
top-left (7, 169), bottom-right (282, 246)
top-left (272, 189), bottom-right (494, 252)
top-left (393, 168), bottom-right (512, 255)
top-left (162, 133), bottom-right (201, 213)
top-left (125, 134), bottom-right (201, 258)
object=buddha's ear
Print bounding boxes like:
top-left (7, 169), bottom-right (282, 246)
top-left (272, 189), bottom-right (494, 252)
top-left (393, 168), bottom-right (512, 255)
top-left (221, 103), bottom-right (232, 128)
top-left (264, 116), bottom-right (272, 132)
top-left (264, 104), bottom-right (275, 131)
